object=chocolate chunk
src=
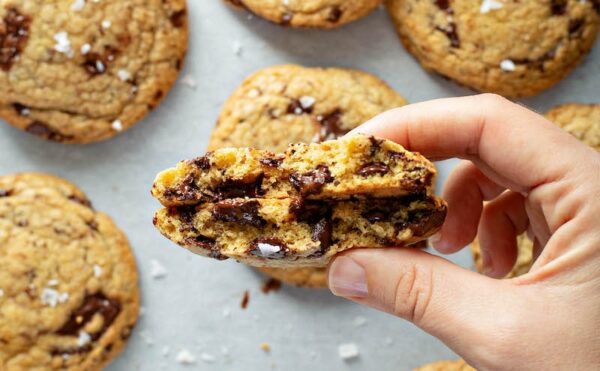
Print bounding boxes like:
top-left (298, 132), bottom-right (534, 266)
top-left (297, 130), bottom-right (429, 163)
top-left (189, 155), bottom-right (211, 170)
top-left (315, 109), bottom-right (349, 142)
top-left (25, 121), bottom-right (73, 142)
top-left (68, 194), bottom-right (93, 208)
top-left (0, 7), bottom-right (31, 71)
top-left (261, 278), bottom-right (281, 294)
top-left (362, 210), bottom-right (388, 223)
top-left (281, 12), bottom-right (293, 26)
top-left (169, 205), bottom-right (197, 225)
top-left (248, 237), bottom-right (289, 258)
top-left (435, 23), bottom-right (460, 48)
top-left (57, 293), bottom-right (121, 341)
top-left (327, 6), bottom-right (342, 23)
top-left (435, 0), bottom-right (450, 11)
top-left (83, 46), bottom-right (118, 76)
top-left (240, 290), bottom-right (250, 309)
top-left (184, 235), bottom-right (228, 260)
top-left (216, 174), bottom-right (264, 199)
top-left (211, 199), bottom-right (266, 227)
top-left (163, 173), bottom-right (201, 203)
top-left (170, 9), bottom-right (186, 27)
top-left (13, 102), bottom-right (30, 116)
top-left (289, 165), bottom-right (334, 196)
top-left (287, 99), bottom-right (313, 115)
top-left (568, 18), bottom-right (584, 37)
top-left (551, 0), bottom-right (567, 15)
top-left (358, 162), bottom-right (390, 177)
top-left (289, 199), bottom-right (332, 223)
top-left (593, 0), bottom-right (600, 14)
top-left (311, 218), bottom-right (332, 251)
top-left (0, 188), bottom-right (11, 197)
top-left (408, 206), bottom-right (447, 237)
top-left (259, 156), bottom-right (284, 168)
top-left (388, 151), bottom-right (406, 162)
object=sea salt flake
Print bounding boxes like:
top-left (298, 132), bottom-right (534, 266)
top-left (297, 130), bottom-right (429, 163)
top-left (299, 96), bottom-right (316, 109)
top-left (93, 264), bottom-right (102, 277)
top-left (80, 43), bottom-right (91, 55)
top-left (175, 349), bottom-right (196, 364)
top-left (257, 243), bottom-right (281, 257)
top-left (338, 343), bottom-right (359, 360)
top-left (47, 279), bottom-right (59, 287)
top-left (117, 69), bottom-right (131, 81)
top-left (101, 20), bottom-right (111, 29)
top-left (71, 0), bottom-right (85, 12)
top-left (77, 331), bottom-right (91, 346)
top-left (352, 316), bottom-right (367, 327)
top-left (41, 288), bottom-right (69, 307)
top-left (111, 120), bottom-right (123, 131)
top-left (222, 307), bottom-right (231, 318)
top-left (161, 346), bottom-right (170, 357)
top-left (150, 259), bottom-right (168, 279)
top-left (232, 40), bottom-right (243, 56)
top-left (200, 353), bottom-right (216, 363)
top-left (480, 0), bottom-right (503, 13)
top-left (53, 32), bottom-right (72, 56)
top-left (500, 59), bottom-right (516, 72)
top-left (180, 74), bottom-right (197, 89)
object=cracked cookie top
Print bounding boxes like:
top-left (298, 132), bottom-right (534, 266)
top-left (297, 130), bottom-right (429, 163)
top-left (225, 0), bottom-right (382, 28)
top-left (0, 0), bottom-right (188, 143)
top-left (386, 0), bottom-right (600, 97)
top-left (0, 173), bottom-right (139, 370)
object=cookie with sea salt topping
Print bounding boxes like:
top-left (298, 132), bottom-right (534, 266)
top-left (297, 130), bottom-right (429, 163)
top-left (224, 0), bottom-right (382, 29)
top-left (209, 64), bottom-right (407, 287)
top-left (414, 359), bottom-right (475, 371)
top-left (0, 0), bottom-right (188, 143)
top-left (385, 0), bottom-right (600, 97)
top-left (0, 173), bottom-right (139, 370)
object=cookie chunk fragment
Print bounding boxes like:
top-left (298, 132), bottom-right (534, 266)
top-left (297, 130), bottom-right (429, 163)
top-left (152, 135), bottom-right (446, 268)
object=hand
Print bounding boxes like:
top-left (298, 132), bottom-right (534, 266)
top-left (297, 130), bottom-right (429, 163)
top-left (327, 94), bottom-right (600, 370)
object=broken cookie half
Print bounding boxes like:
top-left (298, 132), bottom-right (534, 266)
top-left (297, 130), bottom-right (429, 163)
top-left (151, 135), bottom-right (447, 267)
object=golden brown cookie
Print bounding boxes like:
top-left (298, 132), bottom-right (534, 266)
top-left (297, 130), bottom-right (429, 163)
top-left (225, 0), bottom-right (382, 29)
top-left (472, 102), bottom-right (600, 277)
top-left (0, 173), bottom-right (140, 370)
top-left (385, 0), bottom-right (600, 97)
top-left (414, 359), bottom-right (475, 371)
top-left (0, 0), bottom-right (188, 144)
top-left (208, 64), bottom-right (407, 286)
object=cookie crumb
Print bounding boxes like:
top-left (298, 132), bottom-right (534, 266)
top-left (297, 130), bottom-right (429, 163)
top-left (338, 343), bottom-right (359, 360)
top-left (111, 120), bottom-right (123, 131)
top-left (261, 278), bottom-right (281, 294)
top-left (260, 342), bottom-right (270, 353)
top-left (93, 264), bottom-right (102, 277)
top-left (200, 353), bottom-right (216, 363)
top-left (71, 0), bottom-right (85, 12)
top-left (500, 59), bottom-right (516, 72)
top-left (139, 330), bottom-right (155, 346)
top-left (180, 74), bottom-right (197, 89)
top-left (150, 259), bottom-right (168, 279)
top-left (480, 0), bottom-right (503, 13)
top-left (175, 349), bottom-right (196, 364)
top-left (240, 290), bottom-right (250, 309)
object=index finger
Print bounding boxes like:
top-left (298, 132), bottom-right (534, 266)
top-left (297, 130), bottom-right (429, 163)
top-left (350, 94), bottom-right (591, 193)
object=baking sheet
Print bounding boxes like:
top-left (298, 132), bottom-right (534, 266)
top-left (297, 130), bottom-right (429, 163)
top-left (0, 2), bottom-right (598, 370)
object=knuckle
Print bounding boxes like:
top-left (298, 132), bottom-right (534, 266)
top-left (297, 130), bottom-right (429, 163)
top-left (392, 263), bottom-right (434, 324)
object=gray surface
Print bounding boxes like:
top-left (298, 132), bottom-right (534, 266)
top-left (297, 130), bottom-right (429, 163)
top-left (0, 2), bottom-right (599, 370)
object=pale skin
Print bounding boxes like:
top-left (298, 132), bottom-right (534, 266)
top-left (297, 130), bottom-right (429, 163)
top-left (327, 94), bottom-right (600, 370)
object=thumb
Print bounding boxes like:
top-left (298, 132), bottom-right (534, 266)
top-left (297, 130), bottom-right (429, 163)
top-left (327, 248), bottom-right (519, 358)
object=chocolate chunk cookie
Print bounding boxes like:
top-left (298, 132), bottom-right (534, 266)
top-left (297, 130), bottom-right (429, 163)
top-left (385, 0), bottom-right (600, 97)
top-left (152, 135), bottom-right (446, 268)
top-left (0, 173), bottom-right (140, 369)
top-left (0, 0), bottom-right (188, 144)
top-left (224, 0), bottom-right (382, 28)
top-left (209, 64), bottom-right (407, 287)
top-left (414, 359), bottom-right (475, 371)
top-left (471, 102), bottom-right (600, 277)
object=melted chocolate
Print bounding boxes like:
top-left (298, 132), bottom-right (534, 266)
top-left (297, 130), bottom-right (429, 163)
top-left (170, 9), bottom-right (186, 27)
top-left (287, 99), bottom-right (313, 115)
top-left (327, 7), bottom-right (342, 23)
top-left (358, 162), bottom-right (390, 177)
top-left (216, 174), bottom-right (264, 199)
top-left (211, 199), bottom-right (266, 227)
top-left (0, 188), bottom-right (11, 197)
top-left (259, 156), bottom-right (284, 168)
top-left (13, 102), bottom-right (30, 116)
top-left (83, 46), bottom-right (118, 76)
top-left (68, 194), bottom-right (93, 208)
top-left (551, 0), bottom-right (567, 15)
top-left (0, 7), bottom-right (31, 71)
top-left (281, 12), bottom-right (293, 26)
top-left (311, 218), bottom-right (332, 253)
top-left (25, 121), bottom-right (73, 142)
top-left (289, 165), bottom-right (334, 196)
top-left (261, 278), bottom-right (282, 294)
top-left (362, 210), bottom-right (388, 223)
top-left (57, 293), bottom-right (121, 341)
top-left (435, 0), bottom-right (450, 11)
top-left (315, 109), bottom-right (348, 142)
top-left (568, 18), bottom-right (584, 37)
top-left (163, 173), bottom-right (201, 203)
top-left (189, 155), bottom-right (211, 170)
top-left (185, 235), bottom-right (227, 260)
top-left (240, 290), bottom-right (250, 309)
top-left (435, 23), bottom-right (460, 48)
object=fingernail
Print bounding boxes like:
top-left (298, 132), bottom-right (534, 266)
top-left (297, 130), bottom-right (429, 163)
top-left (430, 232), bottom-right (452, 252)
top-left (429, 232), bottom-right (442, 245)
top-left (328, 256), bottom-right (368, 298)
top-left (481, 250), bottom-right (495, 277)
